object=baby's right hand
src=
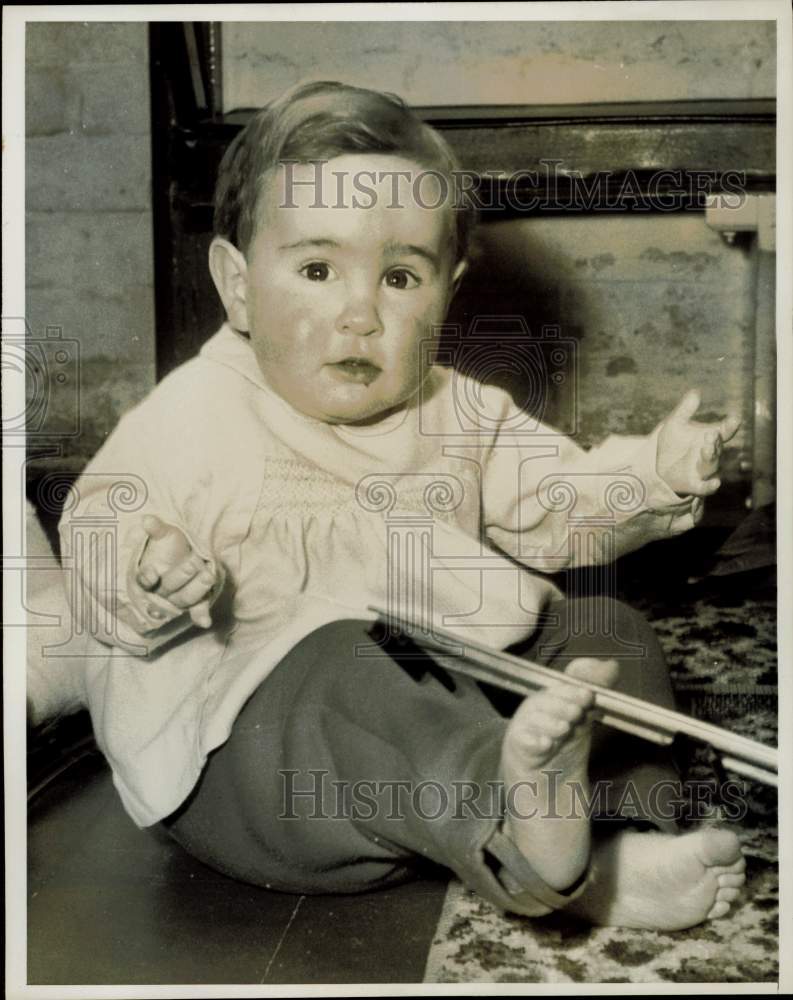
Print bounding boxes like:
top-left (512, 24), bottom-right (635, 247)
top-left (134, 515), bottom-right (218, 629)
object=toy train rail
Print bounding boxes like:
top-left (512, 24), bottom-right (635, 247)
top-left (369, 607), bottom-right (778, 788)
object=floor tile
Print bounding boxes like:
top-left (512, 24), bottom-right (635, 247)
top-left (264, 879), bottom-right (449, 984)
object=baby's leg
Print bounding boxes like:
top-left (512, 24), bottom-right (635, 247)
top-left (163, 612), bottom-right (745, 929)
top-left (502, 666), bottom-right (746, 930)
top-left (165, 618), bottom-right (613, 915)
top-left (506, 596), bottom-right (683, 828)
top-left (500, 657), bottom-right (618, 892)
top-left (504, 597), bottom-right (746, 929)
top-left (164, 618), bottom-right (525, 905)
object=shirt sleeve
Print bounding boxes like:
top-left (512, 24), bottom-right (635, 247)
top-left (481, 386), bottom-right (703, 572)
top-left (57, 405), bottom-right (224, 655)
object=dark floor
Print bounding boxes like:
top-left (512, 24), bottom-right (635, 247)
top-left (28, 753), bottom-right (449, 985)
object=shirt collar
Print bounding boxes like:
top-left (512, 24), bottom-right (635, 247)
top-left (199, 323), bottom-right (270, 392)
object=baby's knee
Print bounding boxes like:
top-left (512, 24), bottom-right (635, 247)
top-left (573, 597), bottom-right (671, 700)
top-left (600, 597), bottom-right (655, 642)
top-left (560, 596), bottom-right (655, 644)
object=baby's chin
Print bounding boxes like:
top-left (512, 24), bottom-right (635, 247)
top-left (289, 368), bottom-right (427, 425)
top-left (311, 395), bottom-right (408, 426)
top-left (298, 380), bottom-right (421, 426)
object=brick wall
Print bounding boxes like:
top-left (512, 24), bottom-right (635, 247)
top-left (450, 214), bottom-right (756, 456)
top-left (26, 22), bottom-right (155, 463)
top-left (222, 20), bottom-right (775, 110)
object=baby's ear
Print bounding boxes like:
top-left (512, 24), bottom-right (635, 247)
top-left (208, 238), bottom-right (249, 331)
top-left (449, 258), bottom-right (468, 297)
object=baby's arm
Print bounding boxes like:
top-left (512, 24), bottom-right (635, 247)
top-left (655, 389), bottom-right (741, 498)
top-left (481, 382), bottom-right (740, 571)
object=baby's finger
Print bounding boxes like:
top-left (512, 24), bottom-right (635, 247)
top-left (188, 600), bottom-right (213, 630)
top-left (705, 428), bottom-right (720, 451)
top-left (132, 593), bottom-right (182, 622)
top-left (156, 555), bottom-right (208, 597)
top-left (696, 437), bottom-right (719, 477)
top-left (670, 389), bottom-right (701, 424)
top-left (718, 415), bottom-right (741, 444)
top-left (165, 569), bottom-right (217, 610)
top-left (700, 476), bottom-right (721, 496)
top-left (136, 564), bottom-right (160, 591)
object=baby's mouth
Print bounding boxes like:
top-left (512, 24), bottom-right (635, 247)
top-left (328, 357), bottom-right (382, 385)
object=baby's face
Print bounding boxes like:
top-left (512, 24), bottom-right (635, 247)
top-left (241, 154), bottom-right (464, 424)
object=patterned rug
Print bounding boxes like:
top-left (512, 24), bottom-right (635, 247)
top-left (423, 819), bottom-right (777, 984)
top-left (423, 557), bottom-right (778, 984)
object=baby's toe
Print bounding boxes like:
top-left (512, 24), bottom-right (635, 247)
top-left (717, 871), bottom-right (746, 889)
top-left (706, 899), bottom-right (731, 920)
top-left (525, 709), bottom-right (571, 740)
top-left (564, 657), bottom-right (619, 690)
top-left (548, 693), bottom-right (589, 723)
top-left (519, 728), bottom-right (554, 748)
top-left (715, 886), bottom-right (742, 905)
top-left (699, 828), bottom-right (742, 868)
top-left (712, 856), bottom-right (746, 879)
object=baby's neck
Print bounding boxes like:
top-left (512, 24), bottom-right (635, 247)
top-left (329, 403), bottom-right (405, 428)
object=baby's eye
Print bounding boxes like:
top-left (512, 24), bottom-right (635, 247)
top-left (300, 261), bottom-right (332, 282)
top-left (384, 268), bottom-right (419, 290)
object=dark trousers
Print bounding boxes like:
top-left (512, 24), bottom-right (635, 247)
top-left (163, 598), bottom-right (680, 915)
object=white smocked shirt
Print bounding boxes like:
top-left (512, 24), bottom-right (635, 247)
top-left (59, 324), bottom-right (701, 826)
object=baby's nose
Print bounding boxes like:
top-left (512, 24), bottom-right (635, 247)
top-left (336, 294), bottom-right (383, 337)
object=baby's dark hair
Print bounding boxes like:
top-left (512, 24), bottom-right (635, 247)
top-left (214, 80), bottom-right (474, 263)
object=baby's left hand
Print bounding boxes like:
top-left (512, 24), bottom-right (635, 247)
top-left (656, 389), bottom-right (741, 497)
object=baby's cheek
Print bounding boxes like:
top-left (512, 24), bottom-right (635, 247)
top-left (421, 291), bottom-right (451, 330)
top-left (411, 301), bottom-right (446, 346)
top-left (393, 293), bottom-right (442, 331)
top-left (259, 309), bottom-right (321, 365)
top-left (291, 314), bottom-right (330, 363)
top-left (395, 313), bottom-right (440, 384)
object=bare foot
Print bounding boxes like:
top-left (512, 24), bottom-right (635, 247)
top-left (568, 826), bottom-right (746, 930)
top-left (500, 657), bottom-right (620, 891)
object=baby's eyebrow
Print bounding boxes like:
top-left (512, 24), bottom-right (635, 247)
top-left (382, 241), bottom-right (440, 273)
top-left (278, 238), bottom-right (341, 252)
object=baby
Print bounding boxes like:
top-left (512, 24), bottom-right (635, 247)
top-left (59, 81), bottom-right (745, 930)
